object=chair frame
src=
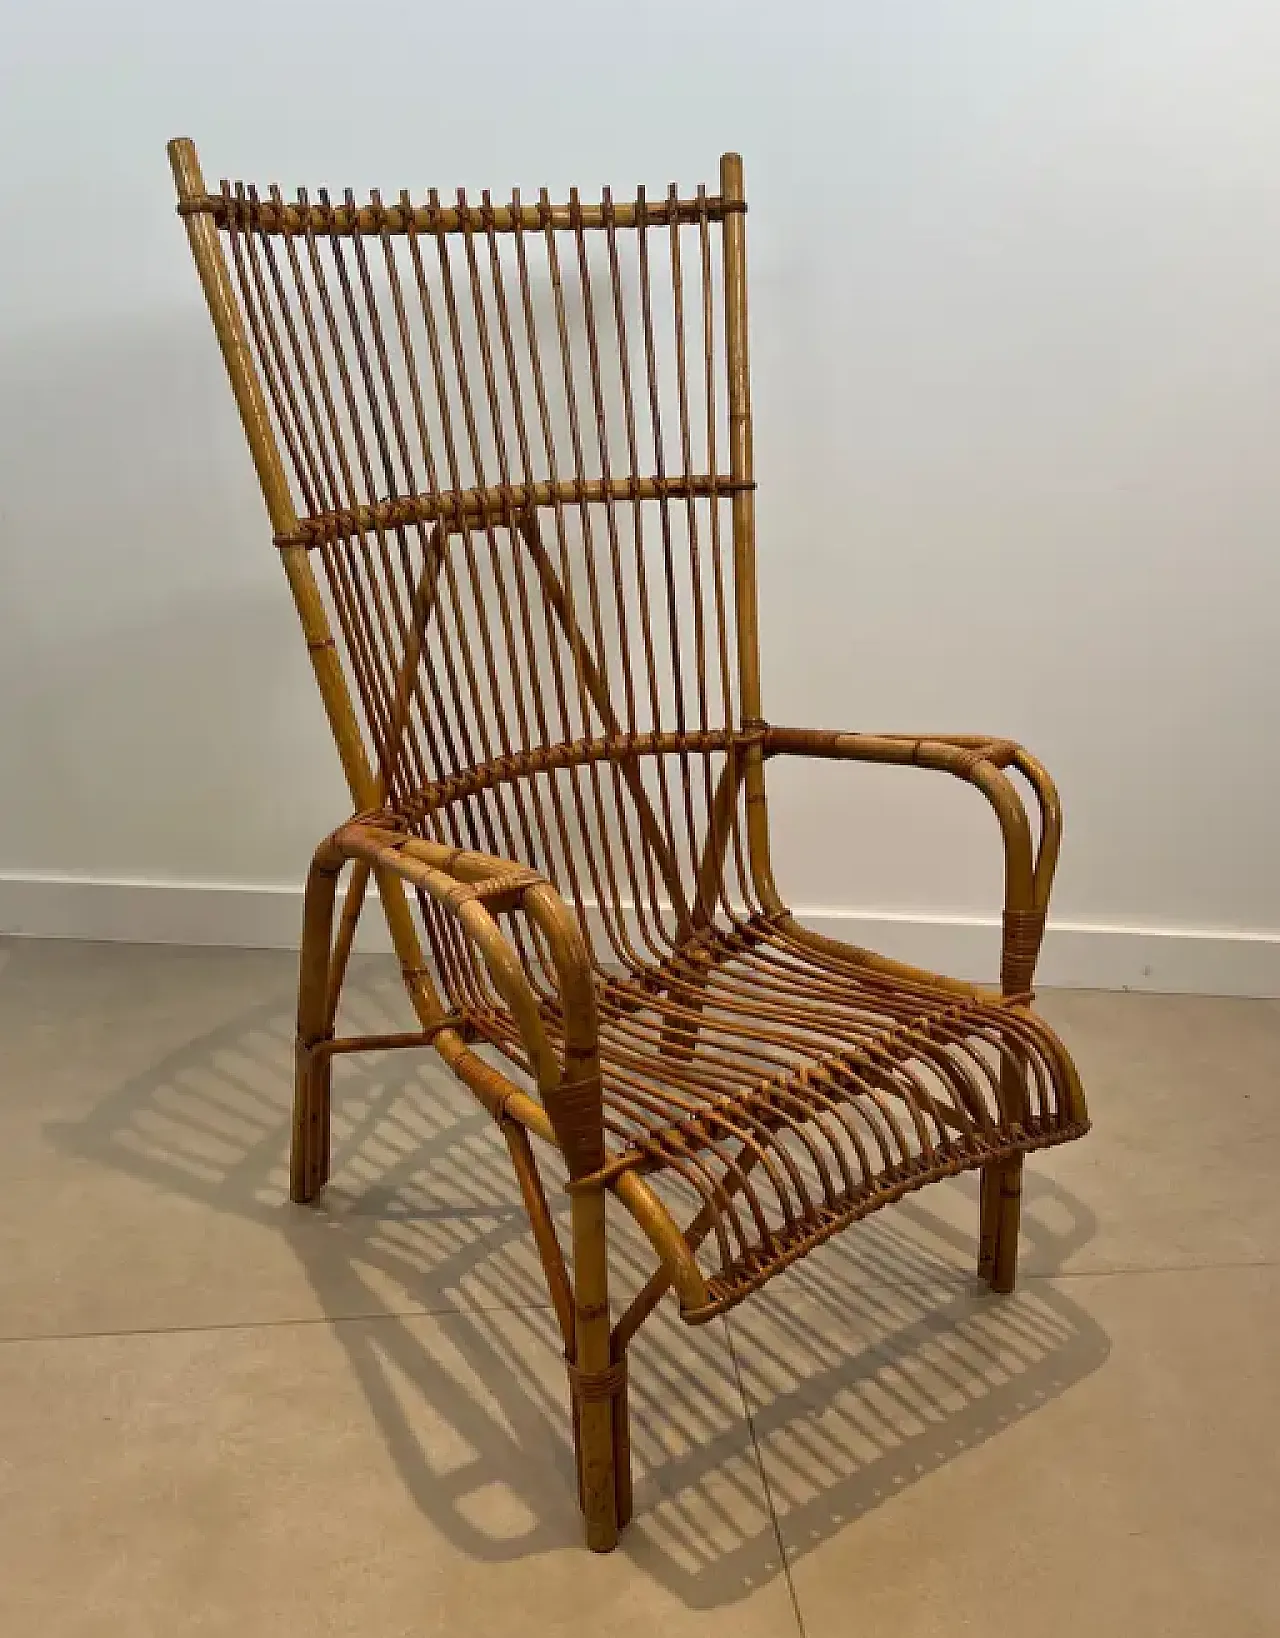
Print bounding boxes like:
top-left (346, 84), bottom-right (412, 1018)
top-left (169, 138), bottom-right (1088, 1552)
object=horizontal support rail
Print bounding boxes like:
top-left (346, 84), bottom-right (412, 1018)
top-left (275, 473), bottom-right (754, 548)
top-left (394, 724), bottom-right (766, 822)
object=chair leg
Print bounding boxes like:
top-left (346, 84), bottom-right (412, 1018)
top-left (978, 1163), bottom-right (999, 1282)
top-left (291, 846), bottom-right (343, 1204)
top-left (506, 1125), bottom-right (632, 1539)
top-left (984, 899), bottom-right (1041, 1291)
top-left (979, 1156), bottom-right (1023, 1294)
top-left (980, 1006), bottom-right (1031, 1292)
top-left (568, 1189), bottom-right (628, 1551)
top-left (568, 1352), bottom-right (632, 1547)
top-left (291, 1040), bottom-right (332, 1202)
top-left (567, 1330), bottom-right (633, 1538)
top-left (612, 1360), bottom-right (633, 1530)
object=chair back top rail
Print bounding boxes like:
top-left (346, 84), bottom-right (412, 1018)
top-left (178, 188), bottom-right (746, 237)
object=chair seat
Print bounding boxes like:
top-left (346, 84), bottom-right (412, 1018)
top-left (478, 913), bottom-right (1087, 1320)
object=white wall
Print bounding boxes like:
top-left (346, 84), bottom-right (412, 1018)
top-left (2, 1), bottom-right (1279, 991)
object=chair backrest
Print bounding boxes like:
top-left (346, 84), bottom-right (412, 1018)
top-left (170, 140), bottom-right (775, 974)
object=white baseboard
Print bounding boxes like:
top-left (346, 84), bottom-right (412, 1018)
top-left (0, 873), bottom-right (311, 953)
top-left (2, 871), bottom-right (1279, 998)
top-left (798, 911), bottom-right (1280, 1000)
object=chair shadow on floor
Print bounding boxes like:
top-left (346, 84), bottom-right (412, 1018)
top-left (51, 958), bottom-right (1110, 1609)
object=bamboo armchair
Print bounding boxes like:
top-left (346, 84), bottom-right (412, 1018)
top-left (169, 138), bottom-right (1090, 1552)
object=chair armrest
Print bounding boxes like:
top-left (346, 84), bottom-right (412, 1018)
top-left (331, 816), bottom-right (605, 1177)
top-left (763, 727), bottom-right (1062, 992)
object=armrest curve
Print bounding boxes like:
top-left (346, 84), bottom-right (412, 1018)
top-left (763, 727), bottom-right (1063, 991)
top-left (332, 817), bottom-right (606, 1176)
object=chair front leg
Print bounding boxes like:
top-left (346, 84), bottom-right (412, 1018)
top-left (568, 1186), bottom-right (630, 1551)
top-left (980, 899), bottom-right (1048, 1292)
top-left (311, 817), bottom-right (635, 1542)
top-left (505, 1120), bottom-right (632, 1545)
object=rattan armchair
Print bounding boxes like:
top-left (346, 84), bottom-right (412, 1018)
top-left (169, 139), bottom-right (1090, 1552)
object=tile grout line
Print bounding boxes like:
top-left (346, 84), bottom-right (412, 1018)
top-left (723, 1315), bottom-right (811, 1638)
top-left (1021, 1255), bottom-right (1279, 1283)
top-left (4, 1254), bottom-right (1278, 1349)
top-left (0, 1297), bottom-right (558, 1349)
top-left (807, 1253), bottom-right (1280, 1290)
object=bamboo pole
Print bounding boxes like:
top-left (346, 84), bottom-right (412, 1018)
top-left (720, 153), bottom-right (782, 916)
top-left (293, 847), bottom-right (342, 1200)
top-left (570, 1187), bottom-right (619, 1551)
top-left (168, 137), bottom-right (447, 1041)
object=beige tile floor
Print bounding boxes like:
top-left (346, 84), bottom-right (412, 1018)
top-left (1, 937), bottom-right (1277, 1636)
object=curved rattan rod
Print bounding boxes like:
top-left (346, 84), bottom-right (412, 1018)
top-left (393, 724), bottom-right (764, 820)
top-left (325, 825), bottom-right (712, 1317)
top-left (685, 1116), bottom-right (1090, 1324)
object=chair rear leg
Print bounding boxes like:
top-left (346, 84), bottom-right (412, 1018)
top-left (291, 1042), bottom-right (332, 1202)
top-left (979, 1155), bottom-right (1023, 1293)
top-left (291, 844), bottom-right (343, 1204)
